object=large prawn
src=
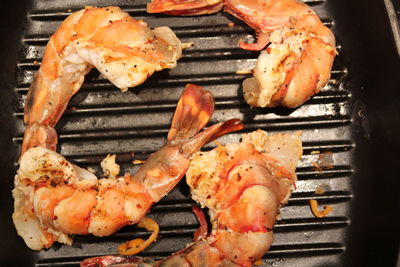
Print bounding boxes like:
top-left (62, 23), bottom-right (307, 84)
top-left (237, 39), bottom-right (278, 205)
top-left (80, 129), bottom-right (303, 266)
top-left (147, 0), bottom-right (336, 108)
top-left (22, 6), bottom-right (183, 154)
top-left (13, 84), bottom-right (243, 250)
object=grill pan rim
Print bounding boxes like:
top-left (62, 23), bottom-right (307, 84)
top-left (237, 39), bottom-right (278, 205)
top-left (0, 0), bottom-right (399, 266)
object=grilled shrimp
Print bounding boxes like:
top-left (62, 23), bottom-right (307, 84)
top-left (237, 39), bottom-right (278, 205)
top-left (146, 0), bottom-right (336, 108)
top-left (13, 84), bottom-right (243, 250)
top-left (22, 6), bottom-right (182, 154)
top-left (226, 0), bottom-right (336, 108)
top-left (80, 129), bottom-right (302, 267)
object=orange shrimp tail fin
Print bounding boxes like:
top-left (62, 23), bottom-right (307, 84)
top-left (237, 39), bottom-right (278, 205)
top-left (168, 84), bottom-right (214, 142)
top-left (147, 0), bottom-right (223, 15)
top-left (239, 32), bottom-right (270, 51)
top-left (182, 118), bottom-right (243, 155)
top-left (203, 118), bottom-right (243, 144)
top-left (21, 123), bottom-right (58, 155)
top-left (168, 84), bottom-right (243, 156)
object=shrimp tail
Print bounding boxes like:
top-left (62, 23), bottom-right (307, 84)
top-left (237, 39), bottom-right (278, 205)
top-left (21, 123), bottom-right (58, 154)
top-left (181, 118), bottom-right (243, 156)
top-left (168, 84), bottom-right (243, 155)
top-left (80, 255), bottom-right (156, 267)
top-left (239, 32), bottom-right (270, 51)
top-left (167, 84), bottom-right (214, 142)
top-left (147, 0), bottom-right (223, 15)
top-left (192, 205), bottom-right (208, 241)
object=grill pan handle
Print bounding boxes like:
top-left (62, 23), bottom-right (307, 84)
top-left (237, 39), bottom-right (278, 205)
top-left (384, 0), bottom-right (400, 56)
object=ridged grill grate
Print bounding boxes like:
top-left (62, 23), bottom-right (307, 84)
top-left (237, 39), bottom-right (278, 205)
top-left (13, 0), bottom-right (353, 266)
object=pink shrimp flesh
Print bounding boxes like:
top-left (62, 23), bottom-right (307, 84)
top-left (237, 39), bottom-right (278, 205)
top-left (13, 84), bottom-right (243, 250)
top-left (146, 0), bottom-right (336, 108)
top-left (80, 129), bottom-right (303, 266)
top-left (22, 6), bottom-right (183, 154)
top-left (225, 0), bottom-right (336, 108)
top-left (224, 0), bottom-right (335, 49)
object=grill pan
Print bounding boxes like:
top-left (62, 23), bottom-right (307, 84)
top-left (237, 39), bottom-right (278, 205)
top-left (0, 0), bottom-right (399, 266)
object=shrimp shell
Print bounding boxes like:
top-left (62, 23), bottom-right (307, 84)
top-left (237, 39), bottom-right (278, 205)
top-left (146, 0), bottom-right (336, 108)
top-left (22, 6), bottom-right (182, 153)
top-left (13, 84), bottom-right (243, 250)
top-left (79, 130), bottom-right (303, 266)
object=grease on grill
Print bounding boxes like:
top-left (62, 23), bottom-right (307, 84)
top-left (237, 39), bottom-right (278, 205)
top-left (315, 183), bottom-right (330, 195)
top-left (312, 151), bottom-right (334, 172)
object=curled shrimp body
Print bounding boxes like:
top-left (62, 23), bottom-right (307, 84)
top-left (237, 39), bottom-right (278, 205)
top-left (227, 0), bottom-right (336, 108)
top-left (146, 0), bottom-right (336, 108)
top-left (241, 27), bottom-right (336, 108)
top-left (22, 6), bottom-right (182, 154)
top-left (181, 129), bottom-right (302, 266)
top-left (13, 84), bottom-right (243, 250)
top-left (80, 129), bottom-right (302, 267)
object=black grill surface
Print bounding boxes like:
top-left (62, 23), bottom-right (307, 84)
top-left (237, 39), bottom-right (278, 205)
top-left (1, 0), bottom-right (399, 266)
